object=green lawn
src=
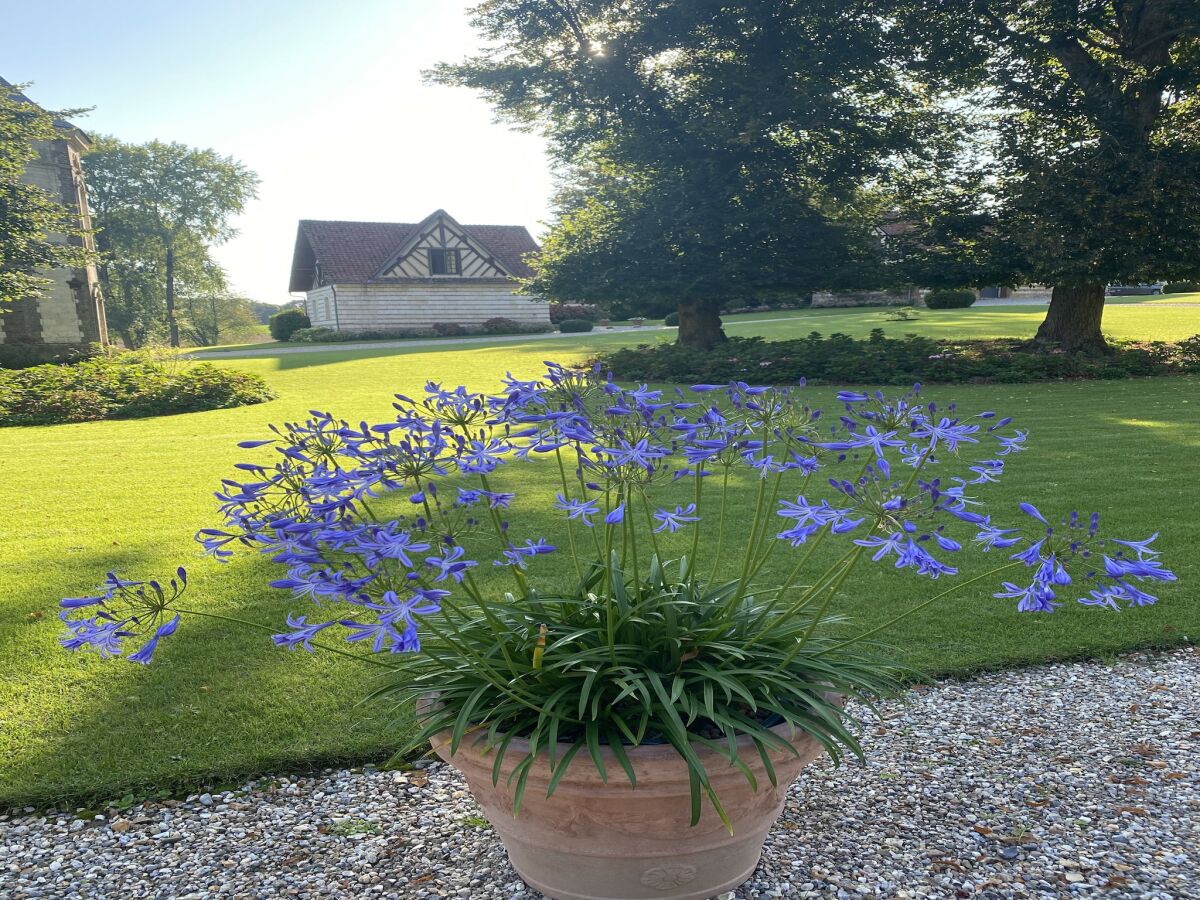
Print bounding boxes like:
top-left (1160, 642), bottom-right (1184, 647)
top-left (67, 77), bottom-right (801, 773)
top-left (2, 307), bottom-right (1197, 811)
top-left (197, 295), bottom-right (1200, 354)
top-left (717, 299), bottom-right (1200, 343)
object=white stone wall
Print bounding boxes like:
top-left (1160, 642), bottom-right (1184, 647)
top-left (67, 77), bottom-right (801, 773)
top-left (311, 282), bottom-right (550, 332)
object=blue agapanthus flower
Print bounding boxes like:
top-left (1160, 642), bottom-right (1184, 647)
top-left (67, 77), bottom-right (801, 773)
top-left (653, 504), bottom-right (700, 533)
top-left (59, 363), bottom-right (1176, 669)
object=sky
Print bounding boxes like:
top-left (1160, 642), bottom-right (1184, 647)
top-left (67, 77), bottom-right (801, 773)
top-left (4, 0), bottom-right (555, 305)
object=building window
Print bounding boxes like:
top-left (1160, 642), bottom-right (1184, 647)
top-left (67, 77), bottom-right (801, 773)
top-left (429, 248), bottom-right (461, 275)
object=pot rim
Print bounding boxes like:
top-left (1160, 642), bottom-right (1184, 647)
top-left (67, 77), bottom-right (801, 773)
top-left (419, 692), bottom-right (841, 765)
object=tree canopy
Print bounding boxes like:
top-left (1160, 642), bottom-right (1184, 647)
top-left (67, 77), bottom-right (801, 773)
top-left (85, 137), bottom-right (258, 347)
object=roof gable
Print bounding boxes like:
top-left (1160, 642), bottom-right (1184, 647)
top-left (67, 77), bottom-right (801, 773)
top-left (374, 210), bottom-right (514, 279)
top-left (288, 214), bottom-right (539, 292)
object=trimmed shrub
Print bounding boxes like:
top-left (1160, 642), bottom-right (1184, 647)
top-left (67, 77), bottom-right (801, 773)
top-left (268, 308), bottom-right (310, 341)
top-left (289, 327), bottom-right (341, 342)
top-left (923, 288), bottom-right (977, 309)
top-left (596, 332), bottom-right (1200, 387)
top-left (558, 319), bottom-right (594, 333)
top-left (549, 302), bottom-right (609, 324)
top-left (433, 322), bottom-right (467, 337)
top-left (664, 311), bottom-right (680, 326)
top-left (1164, 282), bottom-right (1199, 294)
top-left (482, 317), bottom-right (522, 335)
top-left (0, 351), bottom-right (275, 426)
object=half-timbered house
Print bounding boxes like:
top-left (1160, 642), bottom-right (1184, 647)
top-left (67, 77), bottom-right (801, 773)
top-left (287, 210), bottom-right (549, 333)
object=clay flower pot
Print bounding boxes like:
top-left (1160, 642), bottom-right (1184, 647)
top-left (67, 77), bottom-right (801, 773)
top-left (430, 721), bottom-right (828, 900)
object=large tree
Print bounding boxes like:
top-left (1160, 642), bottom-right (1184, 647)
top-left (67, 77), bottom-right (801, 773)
top-left (899, 0), bottom-right (1200, 352)
top-left (84, 138), bottom-right (258, 347)
top-left (534, 161), bottom-right (886, 343)
top-left (0, 82), bottom-right (93, 313)
top-left (432, 0), bottom-right (956, 348)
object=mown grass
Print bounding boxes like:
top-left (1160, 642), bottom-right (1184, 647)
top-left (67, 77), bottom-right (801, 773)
top-left (198, 296), bottom-right (1200, 354)
top-left (2, 308), bottom-right (1197, 811)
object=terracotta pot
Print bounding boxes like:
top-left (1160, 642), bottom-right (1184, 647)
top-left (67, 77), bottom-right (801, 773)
top-left (429, 720), bottom-right (828, 900)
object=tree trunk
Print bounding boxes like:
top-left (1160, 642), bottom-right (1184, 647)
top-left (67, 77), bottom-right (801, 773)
top-left (165, 243), bottom-right (180, 348)
top-left (1034, 281), bottom-right (1107, 354)
top-left (677, 302), bottom-right (726, 349)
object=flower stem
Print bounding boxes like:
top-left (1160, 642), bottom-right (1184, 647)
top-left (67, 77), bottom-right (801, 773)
top-left (174, 607), bottom-right (400, 670)
top-left (816, 560), bottom-right (1026, 655)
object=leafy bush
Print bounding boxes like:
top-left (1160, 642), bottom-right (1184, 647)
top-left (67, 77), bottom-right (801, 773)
top-left (1164, 282), bottom-right (1199, 293)
top-left (549, 302), bottom-right (609, 324)
top-left (558, 318), bottom-right (594, 333)
top-left (482, 317), bottom-right (522, 335)
top-left (0, 350), bottom-right (275, 426)
top-left (268, 308), bottom-right (310, 341)
top-left (923, 288), bottom-right (977, 309)
top-left (664, 311), bottom-right (680, 326)
top-left (597, 332), bottom-right (1200, 386)
top-left (433, 322), bottom-right (467, 337)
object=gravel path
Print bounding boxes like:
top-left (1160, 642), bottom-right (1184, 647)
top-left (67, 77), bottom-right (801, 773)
top-left (3, 648), bottom-right (1196, 899)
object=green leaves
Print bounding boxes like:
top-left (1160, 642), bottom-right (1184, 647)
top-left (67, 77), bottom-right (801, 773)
top-left (375, 556), bottom-right (906, 825)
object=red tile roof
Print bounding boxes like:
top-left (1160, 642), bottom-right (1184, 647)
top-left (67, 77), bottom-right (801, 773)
top-left (288, 214), bottom-right (539, 292)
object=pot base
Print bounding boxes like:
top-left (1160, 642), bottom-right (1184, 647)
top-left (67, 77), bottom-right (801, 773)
top-left (505, 838), bottom-right (766, 900)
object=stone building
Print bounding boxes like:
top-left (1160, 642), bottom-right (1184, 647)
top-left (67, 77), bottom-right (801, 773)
top-left (288, 210), bottom-right (549, 333)
top-left (0, 78), bottom-right (107, 353)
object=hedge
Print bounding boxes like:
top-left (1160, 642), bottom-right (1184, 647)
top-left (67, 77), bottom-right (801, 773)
top-left (0, 351), bottom-right (275, 426)
top-left (596, 331), bottom-right (1200, 386)
top-left (558, 319), bottom-right (594, 333)
top-left (923, 288), bottom-right (977, 309)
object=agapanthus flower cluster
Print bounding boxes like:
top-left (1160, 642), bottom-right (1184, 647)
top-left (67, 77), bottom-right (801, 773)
top-left (59, 569), bottom-right (188, 664)
top-left (60, 363), bottom-right (1175, 663)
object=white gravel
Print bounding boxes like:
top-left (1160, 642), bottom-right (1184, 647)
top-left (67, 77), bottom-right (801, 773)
top-left (2, 648), bottom-right (1196, 899)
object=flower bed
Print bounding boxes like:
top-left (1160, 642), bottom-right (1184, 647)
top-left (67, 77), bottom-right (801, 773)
top-left (598, 332), bottom-right (1200, 385)
top-left (0, 351), bottom-right (274, 426)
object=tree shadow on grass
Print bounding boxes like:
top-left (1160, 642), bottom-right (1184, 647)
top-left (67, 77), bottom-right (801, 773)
top-left (1, 548), bottom-right (409, 811)
top-left (255, 336), bottom-right (609, 372)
